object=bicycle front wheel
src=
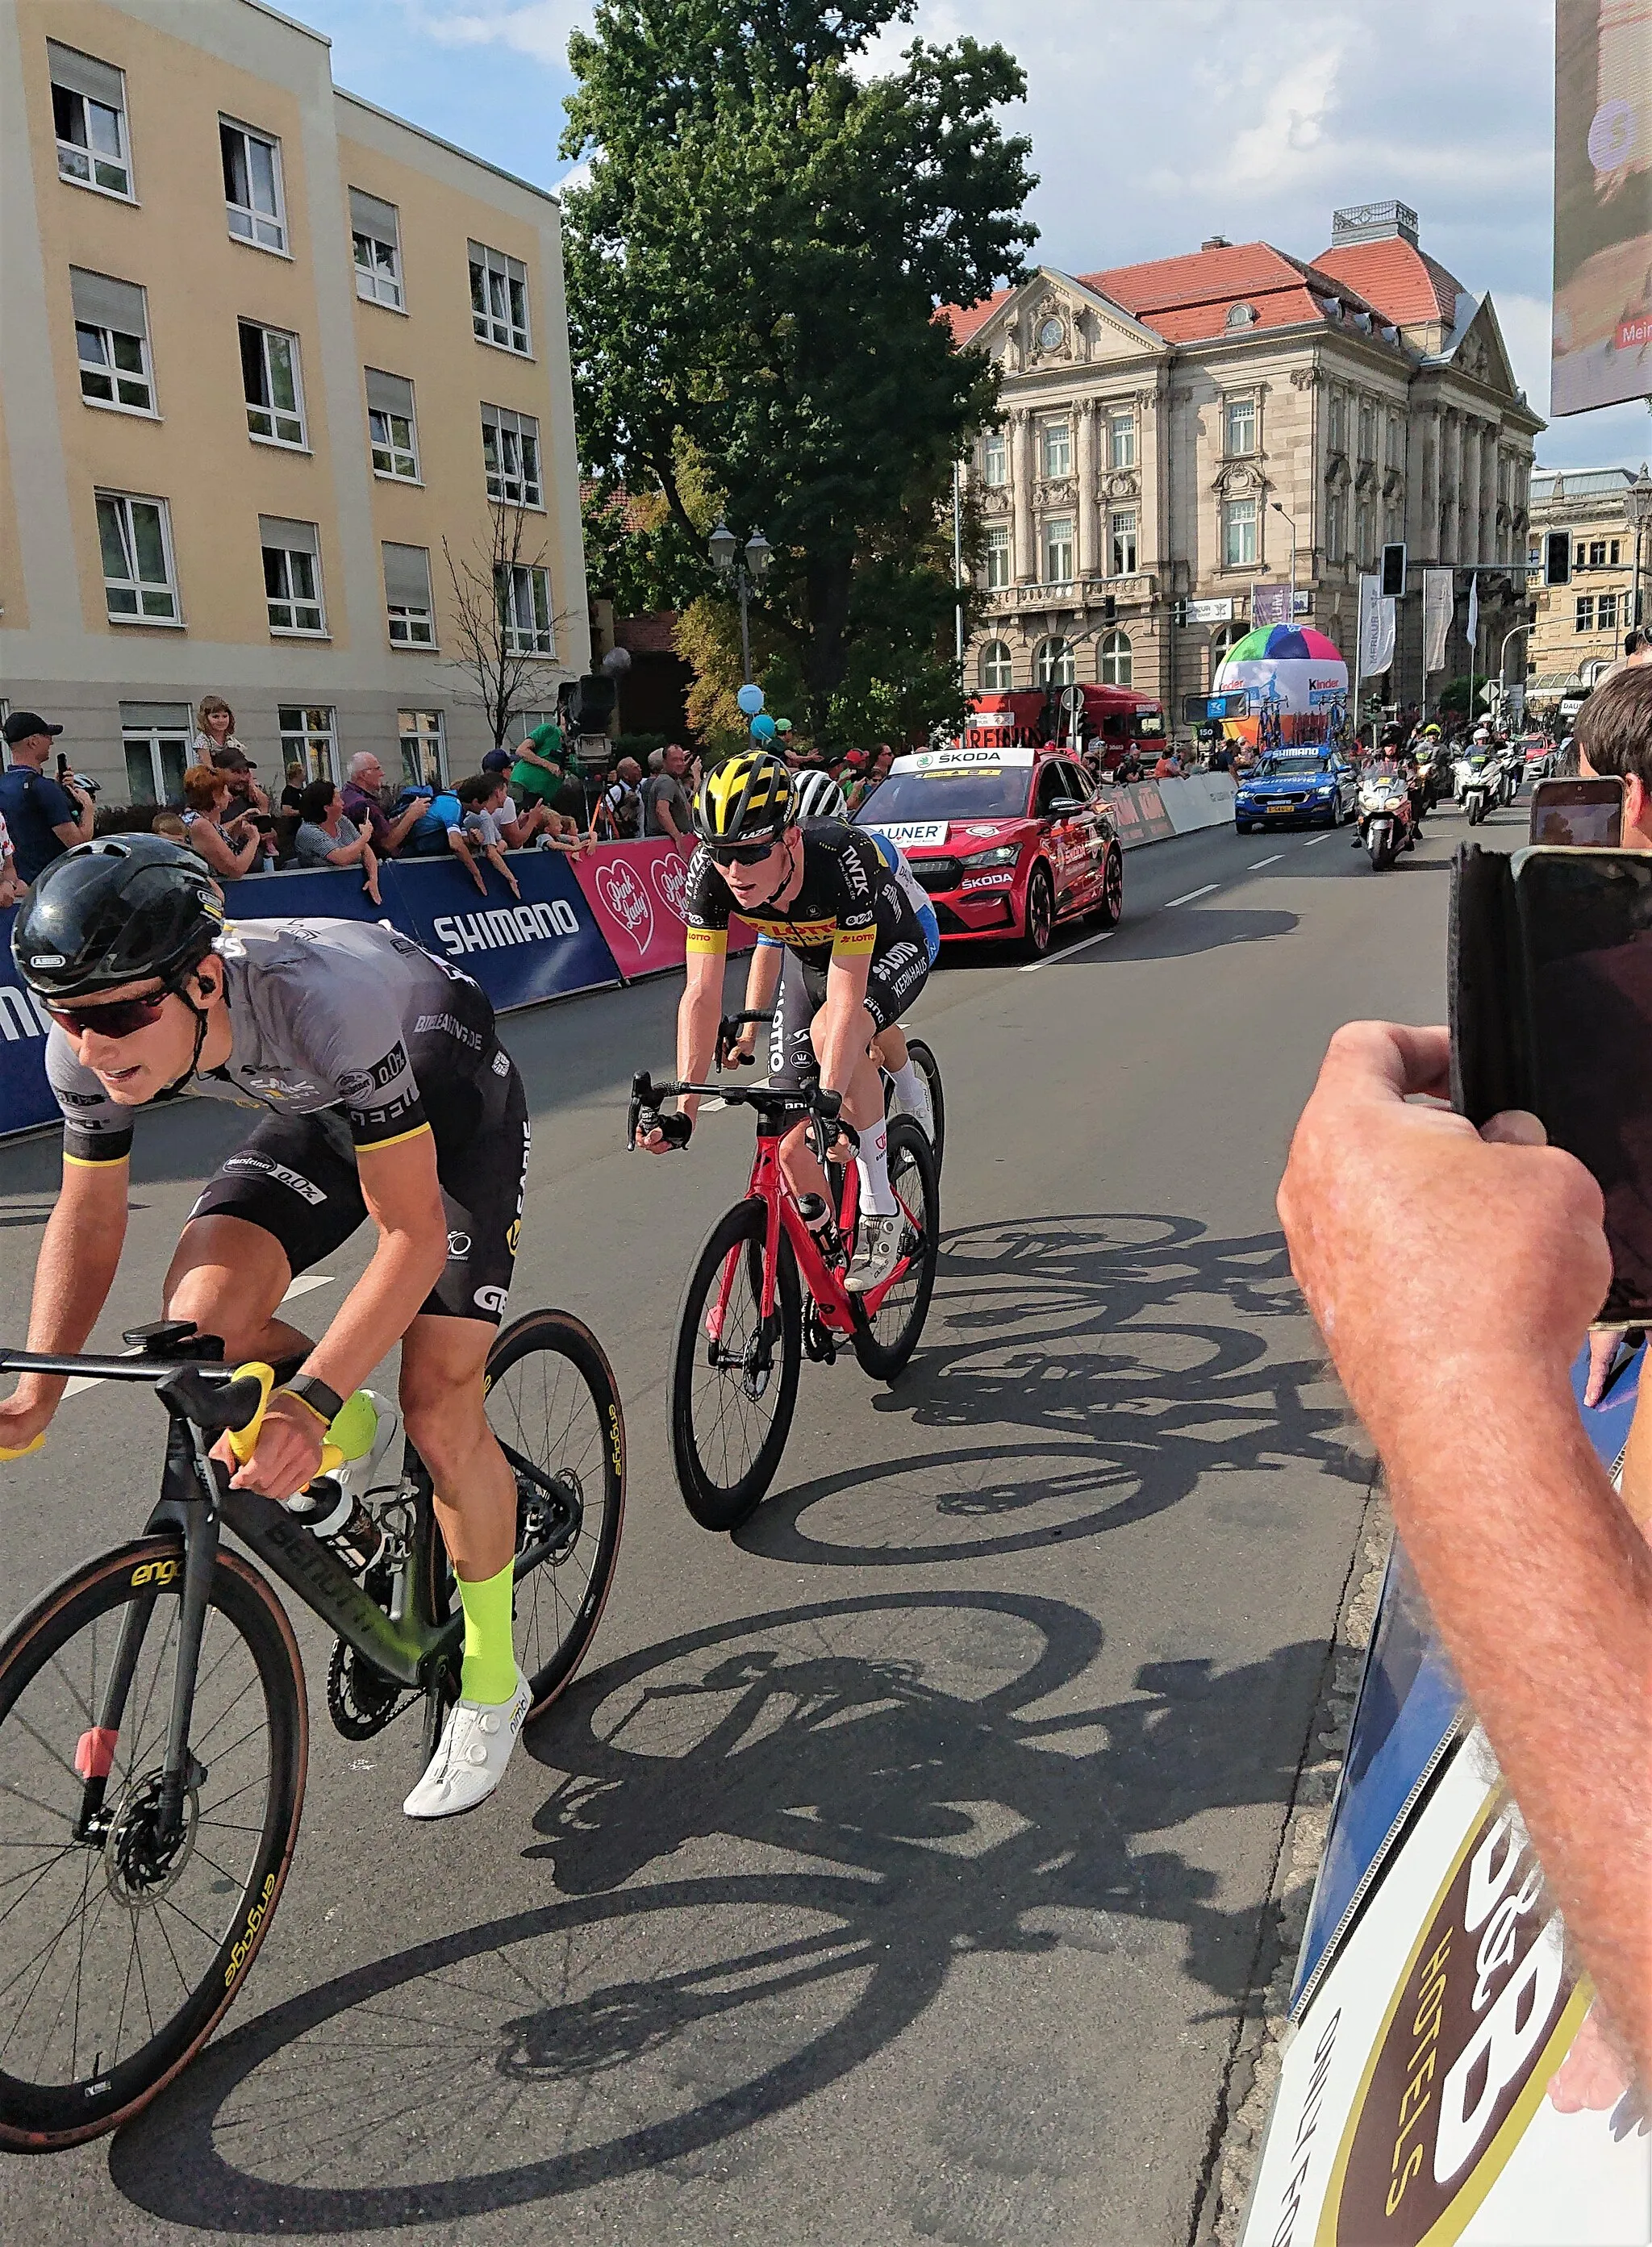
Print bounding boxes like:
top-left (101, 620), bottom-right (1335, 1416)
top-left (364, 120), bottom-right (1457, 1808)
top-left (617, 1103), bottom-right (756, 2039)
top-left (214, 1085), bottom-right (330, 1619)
top-left (670, 1197), bottom-right (802, 1531)
top-left (0, 1540), bottom-right (305, 2152)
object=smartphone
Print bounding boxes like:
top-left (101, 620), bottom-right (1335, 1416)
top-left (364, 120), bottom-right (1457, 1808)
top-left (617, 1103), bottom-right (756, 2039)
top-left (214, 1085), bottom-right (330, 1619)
top-left (1528, 775), bottom-right (1624, 848)
top-left (1515, 848), bottom-right (1652, 1322)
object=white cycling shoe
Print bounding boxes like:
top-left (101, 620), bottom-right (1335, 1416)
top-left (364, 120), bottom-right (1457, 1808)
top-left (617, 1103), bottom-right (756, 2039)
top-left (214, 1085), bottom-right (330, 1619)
top-left (846, 1211), bottom-right (904, 1294)
top-left (403, 1666), bottom-right (530, 1820)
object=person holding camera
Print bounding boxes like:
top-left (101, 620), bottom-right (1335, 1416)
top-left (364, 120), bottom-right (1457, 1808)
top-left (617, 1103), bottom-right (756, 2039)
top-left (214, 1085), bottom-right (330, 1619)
top-left (179, 765), bottom-right (263, 881)
top-left (0, 712), bottom-right (95, 886)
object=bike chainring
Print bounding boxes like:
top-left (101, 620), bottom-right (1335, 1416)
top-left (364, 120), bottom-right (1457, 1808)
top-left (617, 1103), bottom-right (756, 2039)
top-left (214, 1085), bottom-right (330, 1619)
top-left (803, 1304), bottom-right (837, 1364)
top-left (327, 1637), bottom-right (415, 1741)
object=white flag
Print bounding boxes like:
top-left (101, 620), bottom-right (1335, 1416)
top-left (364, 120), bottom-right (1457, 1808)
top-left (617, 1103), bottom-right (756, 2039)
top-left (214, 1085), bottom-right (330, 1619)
top-left (1358, 573), bottom-right (1396, 677)
top-left (1422, 568), bottom-right (1454, 675)
top-left (1466, 571), bottom-right (1479, 657)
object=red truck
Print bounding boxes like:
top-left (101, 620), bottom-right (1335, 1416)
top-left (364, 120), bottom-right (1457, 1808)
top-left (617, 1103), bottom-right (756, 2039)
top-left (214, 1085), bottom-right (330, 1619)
top-left (966, 686), bottom-right (1168, 774)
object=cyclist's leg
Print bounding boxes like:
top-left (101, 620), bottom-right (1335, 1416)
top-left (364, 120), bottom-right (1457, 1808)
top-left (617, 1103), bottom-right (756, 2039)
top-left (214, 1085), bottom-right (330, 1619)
top-left (163, 1111), bottom-right (366, 1365)
top-left (832, 927), bottom-right (929, 1225)
top-left (770, 957), bottom-right (835, 1210)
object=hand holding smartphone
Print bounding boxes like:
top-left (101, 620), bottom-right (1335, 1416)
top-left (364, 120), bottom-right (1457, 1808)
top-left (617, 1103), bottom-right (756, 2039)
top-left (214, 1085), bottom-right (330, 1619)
top-left (1528, 774), bottom-right (1624, 848)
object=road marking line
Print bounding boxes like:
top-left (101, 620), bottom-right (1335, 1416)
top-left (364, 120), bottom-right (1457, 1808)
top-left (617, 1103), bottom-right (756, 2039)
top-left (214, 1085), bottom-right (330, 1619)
top-left (1302, 833), bottom-right (1333, 847)
top-left (1165, 885), bottom-right (1218, 907)
top-left (1019, 929), bottom-right (1117, 973)
top-left (61, 1275), bottom-right (336, 1400)
top-left (1247, 854), bottom-right (1283, 869)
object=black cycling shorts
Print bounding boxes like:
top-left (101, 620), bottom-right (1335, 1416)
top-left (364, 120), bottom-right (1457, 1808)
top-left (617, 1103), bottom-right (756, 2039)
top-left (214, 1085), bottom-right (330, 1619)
top-left (186, 1048), bottom-right (531, 1324)
top-left (766, 932), bottom-right (929, 1091)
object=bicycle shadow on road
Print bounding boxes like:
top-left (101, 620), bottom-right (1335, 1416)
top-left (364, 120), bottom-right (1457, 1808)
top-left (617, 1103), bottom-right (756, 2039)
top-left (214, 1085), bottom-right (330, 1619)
top-left (739, 1211), bottom-right (1367, 1570)
top-left (111, 1586), bottom-right (1328, 2232)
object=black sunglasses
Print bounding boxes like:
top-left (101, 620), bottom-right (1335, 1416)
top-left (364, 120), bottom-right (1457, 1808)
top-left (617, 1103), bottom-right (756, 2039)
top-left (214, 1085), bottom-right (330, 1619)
top-left (46, 979), bottom-right (186, 1040)
top-left (707, 836), bottom-right (782, 866)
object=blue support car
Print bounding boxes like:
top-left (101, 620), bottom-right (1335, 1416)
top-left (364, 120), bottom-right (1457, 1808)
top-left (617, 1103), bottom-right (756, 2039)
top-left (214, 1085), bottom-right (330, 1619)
top-left (1233, 750), bottom-right (1359, 832)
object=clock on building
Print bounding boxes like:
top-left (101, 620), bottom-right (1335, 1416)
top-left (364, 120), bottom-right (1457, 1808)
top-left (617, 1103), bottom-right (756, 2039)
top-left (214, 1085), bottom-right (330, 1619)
top-left (1038, 316), bottom-right (1065, 350)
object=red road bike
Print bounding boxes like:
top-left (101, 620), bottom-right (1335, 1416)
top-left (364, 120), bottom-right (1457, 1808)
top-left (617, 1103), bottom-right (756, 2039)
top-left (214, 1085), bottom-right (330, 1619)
top-left (628, 1070), bottom-right (940, 1530)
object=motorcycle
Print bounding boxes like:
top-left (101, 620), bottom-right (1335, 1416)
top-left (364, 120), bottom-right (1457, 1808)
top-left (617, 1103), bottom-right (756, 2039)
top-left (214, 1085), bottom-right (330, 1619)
top-left (1494, 747), bottom-right (1521, 808)
top-left (1356, 773), bottom-right (1413, 869)
top-left (1461, 752), bottom-right (1497, 827)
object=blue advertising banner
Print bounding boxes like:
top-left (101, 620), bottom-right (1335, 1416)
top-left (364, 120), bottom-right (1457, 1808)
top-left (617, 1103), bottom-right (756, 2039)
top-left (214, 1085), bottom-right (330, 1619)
top-left (0, 851), bottom-right (624, 1141)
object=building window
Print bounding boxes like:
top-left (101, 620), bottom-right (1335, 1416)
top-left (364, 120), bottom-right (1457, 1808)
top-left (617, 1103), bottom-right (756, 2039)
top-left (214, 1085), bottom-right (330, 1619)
top-left (1355, 499), bottom-right (1373, 567)
top-left (482, 403), bottom-right (542, 508)
top-left (384, 543), bottom-right (435, 647)
top-left (1041, 422), bottom-right (1070, 478)
top-left (1209, 621), bottom-right (1246, 684)
top-left (398, 708), bottom-right (447, 789)
top-left (50, 41), bottom-right (132, 200)
top-left (983, 524), bottom-right (1011, 589)
top-left (1223, 497), bottom-right (1257, 569)
top-left (1033, 637), bottom-right (1075, 687)
top-left (1326, 495), bottom-right (1344, 564)
top-left (220, 119), bottom-right (286, 253)
top-left (1109, 413), bottom-right (1136, 470)
top-left (469, 240), bottom-right (530, 353)
top-left (96, 491), bottom-right (179, 623)
top-left (71, 269), bottom-right (153, 414)
top-left (1599, 592), bottom-right (1620, 632)
top-left (1386, 418), bottom-right (1403, 471)
top-left (278, 706), bottom-right (338, 785)
top-left (349, 187), bottom-right (403, 310)
top-left (1329, 394), bottom-right (1345, 452)
top-left (1587, 539), bottom-right (1608, 568)
top-left (982, 430), bottom-right (1007, 486)
top-left (1575, 543), bottom-right (1588, 571)
top-left (120, 702), bottom-right (190, 805)
top-left (260, 516), bottom-right (325, 636)
top-left (1358, 402), bottom-right (1375, 460)
top-left (1110, 509), bottom-right (1137, 577)
top-left (1043, 516), bottom-right (1074, 583)
top-left (1527, 540), bottom-right (1541, 567)
top-left (1575, 595), bottom-right (1596, 632)
top-left (978, 639), bottom-right (1012, 690)
top-left (495, 563), bottom-right (554, 655)
top-left (365, 369), bottom-right (418, 479)
top-left (1225, 396), bottom-right (1256, 456)
top-left (1098, 629), bottom-right (1133, 686)
top-left (1610, 538), bottom-right (1622, 566)
top-left (240, 321), bottom-right (305, 448)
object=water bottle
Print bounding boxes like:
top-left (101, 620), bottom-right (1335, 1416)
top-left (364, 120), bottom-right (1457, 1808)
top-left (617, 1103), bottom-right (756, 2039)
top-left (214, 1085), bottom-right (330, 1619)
top-left (284, 1478), bottom-right (383, 1574)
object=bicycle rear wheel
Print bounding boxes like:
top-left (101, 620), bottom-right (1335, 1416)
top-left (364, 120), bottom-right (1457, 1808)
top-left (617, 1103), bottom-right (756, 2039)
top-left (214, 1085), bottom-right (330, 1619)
top-left (481, 1310), bottom-right (627, 1715)
top-left (0, 1539), bottom-right (305, 2152)
top-left (670, 1197), bottom-right (803, 1531)
top-left (904, 1038), bottom-right (945, 1173)
top-left (852, 1117), bottom-right (941, 1382)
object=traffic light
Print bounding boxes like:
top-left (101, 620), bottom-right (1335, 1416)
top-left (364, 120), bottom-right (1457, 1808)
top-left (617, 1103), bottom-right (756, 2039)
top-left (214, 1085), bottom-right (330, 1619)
top-left (1543, 531), bottom-right (1571, 587)
top-left (1380, 543), bottom-right (1407, 598)
top-left (1172, 598), bottom-right (1189, 627)
top-left (1102, 595), bottom-right (1118, 623)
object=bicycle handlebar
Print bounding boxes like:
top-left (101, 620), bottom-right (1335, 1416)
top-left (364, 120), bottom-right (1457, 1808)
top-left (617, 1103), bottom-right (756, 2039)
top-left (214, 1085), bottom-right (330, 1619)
top-left (626, 1069), bottom-right (847, 1162)
top-left (0, 1344), bottom-right (294, 1466)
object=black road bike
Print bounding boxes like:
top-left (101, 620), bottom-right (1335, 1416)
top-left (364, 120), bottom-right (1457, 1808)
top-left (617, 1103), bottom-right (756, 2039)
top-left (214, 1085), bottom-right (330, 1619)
top-left (0, 1310), bottom-right (624, 2153)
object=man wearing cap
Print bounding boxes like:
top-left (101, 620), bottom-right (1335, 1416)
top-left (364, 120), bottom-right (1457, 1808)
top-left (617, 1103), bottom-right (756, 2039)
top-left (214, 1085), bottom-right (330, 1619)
top-left (0, 713), bottom-right (95, 886)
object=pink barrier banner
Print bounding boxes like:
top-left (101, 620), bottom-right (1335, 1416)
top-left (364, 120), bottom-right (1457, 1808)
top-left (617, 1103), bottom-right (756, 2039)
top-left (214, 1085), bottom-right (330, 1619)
top-left (573, 841), bottom-right (753, 981)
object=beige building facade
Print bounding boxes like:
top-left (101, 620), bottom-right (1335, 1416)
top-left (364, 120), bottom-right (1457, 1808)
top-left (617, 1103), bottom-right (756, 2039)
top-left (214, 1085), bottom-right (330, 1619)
top-left (949, 202), bottom-right (1543, 730)
top-left (0, 0), bottom-right (589, 802)
top-left (1525, 466), bottom-right (1651, 710)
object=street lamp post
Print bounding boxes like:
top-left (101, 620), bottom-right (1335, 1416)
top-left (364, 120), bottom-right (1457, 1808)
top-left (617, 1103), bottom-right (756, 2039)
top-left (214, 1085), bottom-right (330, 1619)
top-left (1626, 465), bottom-right (1652, 644)
top-left (1496, 622), bottom-right (1532, 729)
top-left (708, 519), bottom-right (773, 685)
top-left (1270, 501), bottom-right (1299, 615)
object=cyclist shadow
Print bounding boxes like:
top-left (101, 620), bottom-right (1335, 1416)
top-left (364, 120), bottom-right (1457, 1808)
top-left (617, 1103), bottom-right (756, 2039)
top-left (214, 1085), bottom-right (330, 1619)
top-left (110, 1589), bottom-right (1325, 2232)
top-left (740, 1211), bottom-right (1367, 1569)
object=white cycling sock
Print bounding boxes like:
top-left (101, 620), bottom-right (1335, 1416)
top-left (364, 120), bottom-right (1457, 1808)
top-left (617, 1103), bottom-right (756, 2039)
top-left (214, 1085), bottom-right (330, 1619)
top-left (856, 1120), bottom-right (898, 1217)
top-left (889, 1060), bottom-right (925, 1111)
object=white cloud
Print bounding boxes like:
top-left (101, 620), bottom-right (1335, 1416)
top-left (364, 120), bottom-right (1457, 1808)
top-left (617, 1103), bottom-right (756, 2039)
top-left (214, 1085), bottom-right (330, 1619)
top-left (399, 0), bottom-right (586, 63)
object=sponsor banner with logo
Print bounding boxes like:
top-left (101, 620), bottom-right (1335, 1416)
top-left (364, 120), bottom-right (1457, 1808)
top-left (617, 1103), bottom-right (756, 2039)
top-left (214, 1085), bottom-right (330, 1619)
top-left (1106, 781), bottom-right (1177, 848)
top-left (1241, 1732), bottom-right (1649, 2244)
top-left (572, 840), bottom-right (754, 981)
top-left (0, 910), bottom-right (58, 1136)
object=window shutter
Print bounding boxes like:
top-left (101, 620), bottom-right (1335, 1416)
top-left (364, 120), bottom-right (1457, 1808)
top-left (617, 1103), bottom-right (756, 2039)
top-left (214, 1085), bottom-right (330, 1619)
top-left (48, 40), bottom-right (124, 108)
top-left (70, 267), bottom-right (146, 336)
top-left (119, 702), bottom-right (190, 731)
top-left (364, 368), bottom-right (414, 417)
top-left (258, 515), bottom-right (319, 557)
top-left (382, 543), bottom-right (432, 607)
top-left (348, 187), bottom-right (398, 244)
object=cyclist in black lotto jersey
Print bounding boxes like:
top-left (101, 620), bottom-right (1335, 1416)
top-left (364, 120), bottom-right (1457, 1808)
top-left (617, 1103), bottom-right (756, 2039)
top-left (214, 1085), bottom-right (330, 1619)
top-left (636, 750), bottom-right (929, 1291)
top-left (1, 838), bottom-right (533, 1820)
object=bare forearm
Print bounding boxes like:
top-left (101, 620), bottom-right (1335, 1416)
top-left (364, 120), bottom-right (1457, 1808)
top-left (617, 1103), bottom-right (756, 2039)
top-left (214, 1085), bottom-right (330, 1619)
top-left (1382, 1378), bottom-right (1652, 2076)
top-left (295, 1226), bottom-right (445, 1403)
top-left (816, 986), bottom-right (871, 1103)
top-left (675, 972), bottom-right (723, 1119)
top-left (16, 1182), bottom-right (127, 1409)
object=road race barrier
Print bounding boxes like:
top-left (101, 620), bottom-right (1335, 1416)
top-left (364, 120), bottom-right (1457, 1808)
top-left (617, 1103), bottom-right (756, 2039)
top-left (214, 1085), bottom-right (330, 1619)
top-left (1237, 1345), bottom-right (1650, 2243)
top-left (1158, 771), bottom-right (1238, 836)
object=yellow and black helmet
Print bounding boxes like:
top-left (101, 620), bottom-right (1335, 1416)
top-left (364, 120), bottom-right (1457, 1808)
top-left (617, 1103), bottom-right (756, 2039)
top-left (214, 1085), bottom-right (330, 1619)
top-left (695, 750), bottom-right (795, 844)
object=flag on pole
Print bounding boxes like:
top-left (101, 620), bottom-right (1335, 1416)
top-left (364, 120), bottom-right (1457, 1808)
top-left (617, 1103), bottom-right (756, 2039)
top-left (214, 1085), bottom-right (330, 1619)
top-left (1422, 569), bottom-right (1454, 675)
top-left (1358, 573), bottom-right (1396, 678)
top-left (1466, 571), bottom-right (1479, 657)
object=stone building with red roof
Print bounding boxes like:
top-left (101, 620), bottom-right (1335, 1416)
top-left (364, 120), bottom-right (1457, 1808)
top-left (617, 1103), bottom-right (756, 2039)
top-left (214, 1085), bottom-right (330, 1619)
top-left (945, 201), bottom-right (1543, 725)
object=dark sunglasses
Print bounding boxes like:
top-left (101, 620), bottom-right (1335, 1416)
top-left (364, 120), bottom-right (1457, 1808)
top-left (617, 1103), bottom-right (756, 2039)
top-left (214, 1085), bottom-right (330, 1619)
top-left (46, 987), bottom-right (178, 1040)
top-left (707, 836), bottom-right (781, 867)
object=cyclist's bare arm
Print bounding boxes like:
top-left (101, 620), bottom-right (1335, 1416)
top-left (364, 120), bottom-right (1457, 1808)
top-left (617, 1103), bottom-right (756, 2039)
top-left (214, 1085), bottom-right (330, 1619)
top-left (0, 1156), bottom-right (129, 1448)
top-left (223, 1126), bottom-right (450, 1499)
top-left (734, 944), bottom-right (784, 1057)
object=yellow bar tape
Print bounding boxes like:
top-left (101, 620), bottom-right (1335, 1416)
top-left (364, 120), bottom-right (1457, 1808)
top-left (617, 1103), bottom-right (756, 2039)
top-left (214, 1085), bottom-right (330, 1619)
top-left (226, 1362), bottom-right (344, 1477)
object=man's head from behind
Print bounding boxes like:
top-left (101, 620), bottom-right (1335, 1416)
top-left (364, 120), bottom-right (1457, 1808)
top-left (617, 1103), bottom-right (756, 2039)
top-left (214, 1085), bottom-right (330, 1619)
top-left (1575, 668), bottom-right (1652, 847)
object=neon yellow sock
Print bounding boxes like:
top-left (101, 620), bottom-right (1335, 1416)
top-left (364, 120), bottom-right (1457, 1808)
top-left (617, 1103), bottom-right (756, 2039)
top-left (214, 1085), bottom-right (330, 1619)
top-left (457, 1561), bottom-right (518, 1704)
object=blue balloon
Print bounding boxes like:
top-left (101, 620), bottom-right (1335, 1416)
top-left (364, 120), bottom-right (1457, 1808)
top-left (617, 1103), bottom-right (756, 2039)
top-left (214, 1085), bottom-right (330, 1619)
top-left (750, 713), bottom-right (778, 740)
top-left (736, 684), bottom-right (765, 716)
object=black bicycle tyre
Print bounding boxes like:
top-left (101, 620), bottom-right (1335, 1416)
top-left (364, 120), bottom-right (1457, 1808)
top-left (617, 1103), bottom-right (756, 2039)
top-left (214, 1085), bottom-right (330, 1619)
top-left (851, 1117), bottom-right (941, 1382)
top-left (482, 1308), bottom-right (627, 1715)
top-left (0, 1539), bottom-right (305, 2153)
top-left (886, 1036), bottom-right (946, 1175)
top-left (670, 1198), bottom-right (803, 1532)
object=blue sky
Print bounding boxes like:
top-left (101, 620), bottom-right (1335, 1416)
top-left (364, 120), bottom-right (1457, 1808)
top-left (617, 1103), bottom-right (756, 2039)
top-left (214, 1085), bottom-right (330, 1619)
top-left (302, 0), bottom-right (1651, 473)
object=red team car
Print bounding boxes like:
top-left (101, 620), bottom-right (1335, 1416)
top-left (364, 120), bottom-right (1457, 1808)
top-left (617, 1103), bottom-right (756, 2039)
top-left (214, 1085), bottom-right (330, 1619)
top-left (855, 741), bottom-right (1124, 961)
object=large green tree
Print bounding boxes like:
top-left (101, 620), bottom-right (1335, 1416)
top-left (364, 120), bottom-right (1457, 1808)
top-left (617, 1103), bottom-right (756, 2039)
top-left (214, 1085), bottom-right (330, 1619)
top-left (561, 0), bottom-right (1034, 744)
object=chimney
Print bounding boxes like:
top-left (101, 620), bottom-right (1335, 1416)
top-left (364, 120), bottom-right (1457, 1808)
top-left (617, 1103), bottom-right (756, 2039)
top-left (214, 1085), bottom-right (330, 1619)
top-left (1201, 234), bottom-right (1232, 251)
top-left (1330, 201), bottom-right (1420, 247)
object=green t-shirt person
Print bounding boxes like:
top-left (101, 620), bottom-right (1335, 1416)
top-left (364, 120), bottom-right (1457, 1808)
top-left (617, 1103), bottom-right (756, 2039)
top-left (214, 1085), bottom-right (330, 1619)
top-left (509, 723), bottom-right (569, 805)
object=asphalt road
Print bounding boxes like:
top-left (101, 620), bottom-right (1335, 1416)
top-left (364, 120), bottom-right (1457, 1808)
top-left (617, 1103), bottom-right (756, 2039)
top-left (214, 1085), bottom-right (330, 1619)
top-left (0, 788), bottom-right (1515, 2246)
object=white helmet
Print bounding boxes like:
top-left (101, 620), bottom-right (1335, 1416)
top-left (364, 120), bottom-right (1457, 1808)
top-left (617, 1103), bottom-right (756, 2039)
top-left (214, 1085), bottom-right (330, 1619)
top-left (792, 768), bottom-right (847, 820)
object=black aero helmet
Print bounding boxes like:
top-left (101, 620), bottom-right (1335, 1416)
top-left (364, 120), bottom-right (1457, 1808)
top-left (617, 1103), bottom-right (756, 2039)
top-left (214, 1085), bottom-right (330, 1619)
top-left (12, 837), bottom-right (225, 1000)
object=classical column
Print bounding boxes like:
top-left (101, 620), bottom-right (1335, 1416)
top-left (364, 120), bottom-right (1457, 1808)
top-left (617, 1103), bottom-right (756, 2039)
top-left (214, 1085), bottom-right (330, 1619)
top-left (1012, 408), bottom-right (1036, 585)
top-left (1075, 400), bottom-right (1099, 579)
top-left (1445, 411), bottom-right (1463, 564)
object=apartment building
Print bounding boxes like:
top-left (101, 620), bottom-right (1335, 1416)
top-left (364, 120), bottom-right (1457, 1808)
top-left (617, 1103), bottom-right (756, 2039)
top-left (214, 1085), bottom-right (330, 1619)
top-left (1525, 467), bottom-right (1651, 710)
top-left (0, 0), bottom-right (590, 803)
